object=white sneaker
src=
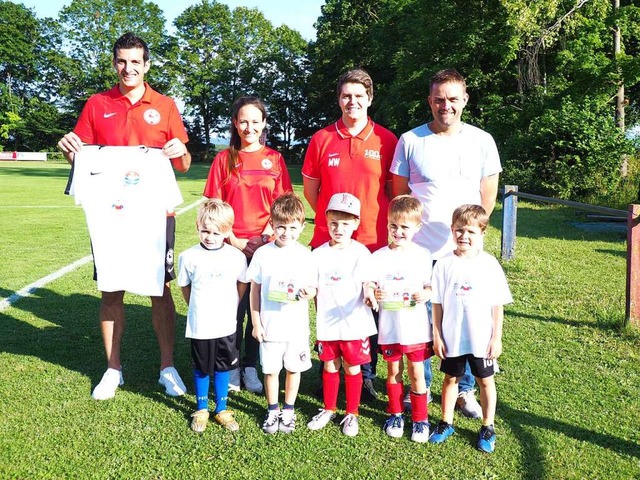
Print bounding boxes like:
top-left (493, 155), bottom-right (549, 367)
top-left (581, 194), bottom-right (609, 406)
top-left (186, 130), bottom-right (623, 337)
top-left (228, 368), bottom-right (241, 393)
top-left (158, 366), bottom-right (186, 396)
top-left (411, 421), bottom-right (430, 443)
top-left (278, 409), bottom-right (296, 434)
top-left (262, 409), bottom-right (280, 434)
top-left (456, 389), bottom-right (482, 419)
top-left (91, 368), bottom-right (123, 400)
top-left (383, 414), bottom-right (405, 438)
top-left (340, 413), bottom-right (359, 437)
top-left (307, 409), bottom-right (336, 431)
top-left (242, 367), bottom-right (263, 394)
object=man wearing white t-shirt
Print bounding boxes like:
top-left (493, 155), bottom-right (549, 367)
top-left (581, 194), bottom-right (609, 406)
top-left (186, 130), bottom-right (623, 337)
top-left (390, 68), bottom-right (502, 419)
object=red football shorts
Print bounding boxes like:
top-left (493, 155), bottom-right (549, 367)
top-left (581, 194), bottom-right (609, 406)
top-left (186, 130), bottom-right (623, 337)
top-left (317, 338), bottom-right (372, 366)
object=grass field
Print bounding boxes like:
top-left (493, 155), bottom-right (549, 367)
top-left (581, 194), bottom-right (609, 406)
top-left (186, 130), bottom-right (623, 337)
top-left (1, 161), bottom-right (639, 479)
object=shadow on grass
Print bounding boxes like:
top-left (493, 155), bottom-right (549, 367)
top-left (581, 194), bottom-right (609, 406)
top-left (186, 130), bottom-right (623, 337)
top-left (512, 310), bottom-right (627, 333)
top-left (0, 286), bottom-right (190, 401)
top-left (498, 401), bottom-right (640, 480)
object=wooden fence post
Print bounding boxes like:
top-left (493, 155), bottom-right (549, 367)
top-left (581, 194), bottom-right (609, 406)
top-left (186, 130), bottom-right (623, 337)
top-left (626, 204), bottom-right (640, 327)
top-left (501, 185), bottom-right (518, 260)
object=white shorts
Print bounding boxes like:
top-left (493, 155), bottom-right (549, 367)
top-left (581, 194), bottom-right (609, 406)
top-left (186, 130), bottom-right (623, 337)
top-left (260, 339), bottom-right (312, 374)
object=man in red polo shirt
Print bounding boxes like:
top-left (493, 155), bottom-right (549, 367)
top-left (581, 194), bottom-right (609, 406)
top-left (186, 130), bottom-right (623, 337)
top-left (58, 32), bottom-right (191, 400)
top-left (302, 69), bottom-right (398, 401)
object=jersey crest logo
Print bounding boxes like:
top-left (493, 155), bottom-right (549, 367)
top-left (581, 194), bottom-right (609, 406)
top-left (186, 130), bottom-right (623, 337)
top-left (261, 158), bottom-right (273, 170)
top-left (124, 171), bottom-right (140, 186)
top-left (143, 108), bottom-right (161, 125)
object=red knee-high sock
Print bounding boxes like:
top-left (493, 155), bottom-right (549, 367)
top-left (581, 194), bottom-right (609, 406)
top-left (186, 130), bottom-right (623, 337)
top-left (344, 372), bottom-right (363, 415)
top-left (410, 391), bottom-right (428, 423)
top-left (322, 370), bottom-right (340, 411)
top-left (386, 382), bottom-right (404, 415)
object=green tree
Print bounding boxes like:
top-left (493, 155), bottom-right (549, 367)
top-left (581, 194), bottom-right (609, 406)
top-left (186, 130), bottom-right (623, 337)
top-left (262, 25), bottom-right (309, 155)
top-left (58, 0), bottom-right (172, 112)
top-left (175, 2), bottom-right (293, 150)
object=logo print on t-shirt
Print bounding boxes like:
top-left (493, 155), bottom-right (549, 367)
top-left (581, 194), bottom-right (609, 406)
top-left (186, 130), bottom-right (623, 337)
top-left (143, 108), bottom-right (161, 125)
top-left (124, 171), bottom-right (140, 185)
top-left (328, 153), bottom-right (340, 167)
top-left (261, 158), bottom-right (273, 170)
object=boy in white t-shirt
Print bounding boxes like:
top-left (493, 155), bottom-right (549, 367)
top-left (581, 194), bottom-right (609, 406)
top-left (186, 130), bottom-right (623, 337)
top-left (177, 199), bottom-right (248, 433)
top-left (307, 193), bottom-right (377, 437)
top-left (428, 204), bottom-right (512, 453)
top-left (246, 193), bottom-right (317, 434)
top-left (364, 195), bottom-right (433, 443)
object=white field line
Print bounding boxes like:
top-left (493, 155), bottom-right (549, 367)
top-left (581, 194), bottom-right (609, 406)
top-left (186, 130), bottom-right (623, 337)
top-left (0, 198), bottom-right (205, 312)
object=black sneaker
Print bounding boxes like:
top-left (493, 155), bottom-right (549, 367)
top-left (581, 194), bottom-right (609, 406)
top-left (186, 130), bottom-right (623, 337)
top-left (361, 378), bottom-right (378, 403)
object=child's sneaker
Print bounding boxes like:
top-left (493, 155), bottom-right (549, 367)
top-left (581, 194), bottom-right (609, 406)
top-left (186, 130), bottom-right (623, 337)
top-left (262, 409), bottom-right (280, 434)
top-left (158, 366), bottom-right (187, 396)
top-left (278, 409), bottom-right (296, 434)
top-left (429, 420), bottom-right (455, 443)
top-left (411, 421), bottom-right (430, 443)
top-left (241, 367), bottom-right (263, 394)
top-left (456, 389), bottom-right (482, 419)
top-left (228, 368), bottom-right (241, 393)
top-left (91, 368), bottom-right (123, 400)
top-left (214, 410), bottom-right (239, 432)
top-left (190, 409), bottom-right (209, 433)
top-left (307, 409), bottom-right (336, 431)
top-left (476, 424), bottom-right (497, 453)
top-left (383, 414), bottom-right (404, 438)
top-left (340, 413), bottom-right (359, 437)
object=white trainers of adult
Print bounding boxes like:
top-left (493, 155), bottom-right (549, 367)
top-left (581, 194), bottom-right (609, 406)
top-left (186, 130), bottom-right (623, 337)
top-left (307, 409), bottom-right (336, 431)
top-left (158, 366), bottom-right (187, 396)
top-left (456, 389), bottom-right (482, 419)
top-left (340, 413), bottom-right (359, 437)
top-left (91, 368), bottom-right (123, 400)
top-left (228, 368), bottom-right (241, 393)
top-left (242, 367), bottom-right (263, 394)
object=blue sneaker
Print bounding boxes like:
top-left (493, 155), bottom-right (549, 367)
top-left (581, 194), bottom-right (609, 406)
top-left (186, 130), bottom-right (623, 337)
top-left (477, 425), bottom-right (497, 453)
top-left (383, 414), bottom-right (405, 438)
top-left (429, 420), bottom-right (455, 443)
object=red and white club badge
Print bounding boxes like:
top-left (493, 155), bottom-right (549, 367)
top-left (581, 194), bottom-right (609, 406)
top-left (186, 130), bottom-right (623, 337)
top-left (143, 108), bottom-right (161, 125)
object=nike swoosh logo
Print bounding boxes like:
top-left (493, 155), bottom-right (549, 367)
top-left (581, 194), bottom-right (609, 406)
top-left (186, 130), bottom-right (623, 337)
top-left (103, 113), bottom-right (117, 118)
top-left (90, 172), bottom-right (102, 175)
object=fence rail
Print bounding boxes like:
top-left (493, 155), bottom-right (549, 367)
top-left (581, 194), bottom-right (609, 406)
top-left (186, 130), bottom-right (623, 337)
top-left (501, 185), bottom-right (640, 327)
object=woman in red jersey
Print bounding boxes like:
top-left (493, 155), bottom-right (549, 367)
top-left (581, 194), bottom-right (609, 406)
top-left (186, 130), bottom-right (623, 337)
top-left (203, 96), bottom-right (293, 394)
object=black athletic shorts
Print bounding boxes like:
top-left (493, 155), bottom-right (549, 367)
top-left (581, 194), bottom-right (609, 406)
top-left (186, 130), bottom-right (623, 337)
top-left (191, 332), bottom-right (240, 375)
top-left (440, 354), bottom-right (497, 379)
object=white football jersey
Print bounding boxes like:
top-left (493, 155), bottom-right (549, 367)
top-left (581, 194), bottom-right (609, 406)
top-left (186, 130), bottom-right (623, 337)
top-left (68, 145), bottom-right (183, 296)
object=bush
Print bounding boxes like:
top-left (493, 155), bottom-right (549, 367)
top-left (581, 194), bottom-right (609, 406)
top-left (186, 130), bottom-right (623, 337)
top-left (501, 96), bottom-right (636, 203)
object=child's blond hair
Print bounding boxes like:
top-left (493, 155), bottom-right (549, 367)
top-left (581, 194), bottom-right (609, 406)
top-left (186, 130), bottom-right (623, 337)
top-left (271, 193), bottom-right (306, 225)
top-left (451, 204), bottom-right (489, 232)
top-left (197, 198), bottom-right (234, 232)
top-left (388, 194), bottom-right (423, 224)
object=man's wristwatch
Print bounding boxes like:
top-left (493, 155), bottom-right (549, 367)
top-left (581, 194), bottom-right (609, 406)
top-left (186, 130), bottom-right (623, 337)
top-left (261, 234), bottom-right (270, 244)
